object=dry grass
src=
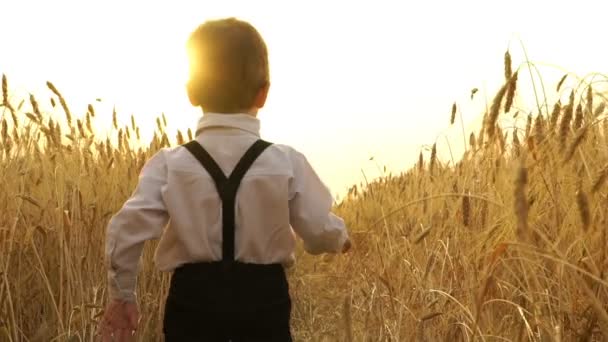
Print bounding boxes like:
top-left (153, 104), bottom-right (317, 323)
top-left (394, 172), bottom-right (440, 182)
top-left (2, 54), bottom-right (608, 341)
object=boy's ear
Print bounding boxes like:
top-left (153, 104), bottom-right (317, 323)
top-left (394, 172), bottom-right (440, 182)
top-left (186, 80), bottom-right (200, 107)
top-left (253, 82), bottom-right (270, 109)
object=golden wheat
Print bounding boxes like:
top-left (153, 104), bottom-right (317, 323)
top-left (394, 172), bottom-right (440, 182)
top-left (559, 91), bottom-right (575, 146)
top-left (549, 101), bottom-right (561, 130)
top-left (504, 71), bottom-right (518, 113)
top-left (574, 103), bottom-right (584, 130)
top-left (2, 59), bottom-right (608, 341)
top-left (576, 187), bottom-right (591, 231)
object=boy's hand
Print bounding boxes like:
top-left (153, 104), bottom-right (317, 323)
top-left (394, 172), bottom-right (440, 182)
top-left (99, 299), bottom-right (139, 342)
top-left (342, 238), bottom-right (352, 253)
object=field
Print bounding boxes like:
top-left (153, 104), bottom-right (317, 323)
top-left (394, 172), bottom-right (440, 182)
top-left (1, 53), bottom-right (608, 341)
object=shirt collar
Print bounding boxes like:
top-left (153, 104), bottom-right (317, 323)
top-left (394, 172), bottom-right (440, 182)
top-left (195, 113), bottom-right (261, 137)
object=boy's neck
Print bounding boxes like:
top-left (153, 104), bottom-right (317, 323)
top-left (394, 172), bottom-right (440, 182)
top-left (202, 108), bottom-right (258, 117)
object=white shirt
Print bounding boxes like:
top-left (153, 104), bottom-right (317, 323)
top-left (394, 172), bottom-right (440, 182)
top-left (105, 113), bottom-right (349, 302)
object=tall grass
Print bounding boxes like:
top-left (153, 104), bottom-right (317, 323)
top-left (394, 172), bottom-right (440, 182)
top-left (1, 53), bottom-right (608, 341)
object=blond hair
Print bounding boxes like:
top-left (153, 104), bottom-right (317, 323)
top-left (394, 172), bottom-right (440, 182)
top-left (187, 18), bottom-right (269, 113)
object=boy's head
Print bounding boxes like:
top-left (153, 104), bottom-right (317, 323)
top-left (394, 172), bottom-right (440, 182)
top-left (186, 18), bottom-right (270, 114)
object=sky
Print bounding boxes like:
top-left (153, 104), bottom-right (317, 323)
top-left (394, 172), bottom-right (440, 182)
top-left (1, 0), bottom-right (608, 197)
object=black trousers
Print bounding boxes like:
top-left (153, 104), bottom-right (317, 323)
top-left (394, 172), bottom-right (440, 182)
top-left (163, 262), bottom-right (292, 342)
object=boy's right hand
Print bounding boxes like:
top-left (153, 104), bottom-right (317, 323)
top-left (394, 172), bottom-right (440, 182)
top-left (342, 238), bottom-right (352, 253)
top-left (99, 299), bottom-right (139, 342)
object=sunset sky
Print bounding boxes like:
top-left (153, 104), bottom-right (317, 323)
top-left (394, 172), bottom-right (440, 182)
top-left (2, 0), bottom-right (608, 196)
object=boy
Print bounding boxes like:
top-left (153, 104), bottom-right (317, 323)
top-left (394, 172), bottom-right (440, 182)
top-left (100, 18), bottom-right (350, 341)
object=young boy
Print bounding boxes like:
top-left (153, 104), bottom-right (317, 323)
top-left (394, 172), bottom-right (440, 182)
top-left (100, 18), bottom-right (350, 341)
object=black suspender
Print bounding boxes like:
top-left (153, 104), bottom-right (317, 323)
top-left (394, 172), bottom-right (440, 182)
top-left (183, 139), bottom-right (273, 266)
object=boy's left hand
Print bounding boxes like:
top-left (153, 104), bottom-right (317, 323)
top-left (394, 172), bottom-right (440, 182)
top-left (99, 299), bottom-right (139, 342)
top-left (342, 238), bottom-right (352, 253)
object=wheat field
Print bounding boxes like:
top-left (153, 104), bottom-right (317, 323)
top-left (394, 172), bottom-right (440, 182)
top-left (1, 53), bottom-right (608, 341)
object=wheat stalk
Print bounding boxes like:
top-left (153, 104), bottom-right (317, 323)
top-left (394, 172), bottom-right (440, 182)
top-left (586, 86), bottom-right (593, 116)
top-left (112, 106), bottom-right (118, 129)
top-left (512, 129), bottom-right (521, 156)
top-left (486, 84), bottom-right (509, 140)
top-left (594, 102), bottom-right (605, 117)
top-left (29, 94), bottom-right (43, 122)
top-left (533, 115), bottom-right (545, 145)
top-left (564, 126), bottom-right (587, 163)
top-left (576, 188), bottom-right (591, 231)
top-left (524, 114), bottom-right (532, 139)
top-left (469, 132), bottom-right (476, 150)
top-left (559, 91), bottom-right (575, 146)
top-left (46, 81), bottom-right (72, 125)
top-left (573, 104), bottom-right (583, 130)
top-left (429, 143), bottom-right (437, 176)
top-left (591, 164), bottom-right (608, 193)
top-left (549, 101), bottom-right (561, 131)
top-left (176, 130), bottom-right (185, 145)
top-left (504, 50), bottom-right (512, 81)
top-left (1, 73), bottom-right (8, 105)
top-left (1, 118), bottom-right (8, 144)
top-left (504, 71), bottom-right (518, 113)
top-left (462, 192), bottom-right (470, 227)
top-left (514, 164), bottom-right (529, 240)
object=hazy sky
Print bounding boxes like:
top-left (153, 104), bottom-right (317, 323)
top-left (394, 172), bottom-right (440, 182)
top-left (2, 0), bottom-right (608, 196)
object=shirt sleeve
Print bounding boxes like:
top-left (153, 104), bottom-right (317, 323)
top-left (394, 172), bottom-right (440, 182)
top-left (105, 150), bottom-right (169, 302)
top-left (288, 150), bottom-right (349, 255)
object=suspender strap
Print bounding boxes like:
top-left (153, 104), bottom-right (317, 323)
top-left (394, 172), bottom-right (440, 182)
top-left (183, 139), bottom-right (273, 264)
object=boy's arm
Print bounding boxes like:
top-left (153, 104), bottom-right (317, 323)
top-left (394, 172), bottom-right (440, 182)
top-left (288, 151), bottom-right (349, 254)
top-left (105, 151), bottom-right (169, 302)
